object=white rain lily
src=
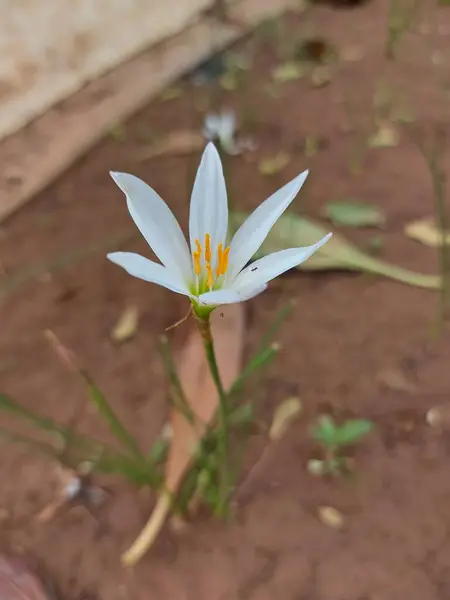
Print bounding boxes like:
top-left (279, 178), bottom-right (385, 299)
top-left (107, 143), bottom-right (332, 311)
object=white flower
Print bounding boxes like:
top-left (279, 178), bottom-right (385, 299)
top-left (107, 143), bottom-right (332, 309)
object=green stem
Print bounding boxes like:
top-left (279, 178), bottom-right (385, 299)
top-left (194, 314), bottom-right (229, 516)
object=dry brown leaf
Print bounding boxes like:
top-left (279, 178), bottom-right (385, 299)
top-left (405, 217), bottom-right (450, 247)
top-left (111, 305), bottom-right (139, 343)
top-left (269, 396), bottom-right (303, 441)
top-left (122, 304), bottom-right (245, 565)
top-left (376, 368), bottom-right (418, 394)
top-left (137, 130), bottom-right (204, 161)
top-left (367, 122), bottom-right (399, 148)
top-left (258, 152), bottom-right (290, 176)
top-left (318, 506), bottom-right (344, 530)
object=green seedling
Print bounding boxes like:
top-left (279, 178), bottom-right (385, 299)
top-left (309, 415), bottom-right (374, 476)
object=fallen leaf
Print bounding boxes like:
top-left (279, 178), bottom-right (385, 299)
top-left (405, 217), bottom-right (450, 247)
top-left (269, 397), bottom-right (303, 441)
top-left (322, 200), bottom-right (385, 228)
top-left (304, 135), bottom-right (321, 157)
top-left (111, 306), bottom-right (139, 343)
top-left (220, 72), bottom-right (239, 90)
top-left (272, 61), bottom-right (305, 82)
top-left (122, 305), bottom-right (245, 565)
top-left (318, 506), bottom-right (344, 529)
top-left (229, 212), bottom-right (441, 290)
top-left (376, 368), bottom-right (418, 394)
top-left (137, 130), bottom-right (204, 161)
top-left (159, 87), bottom-right (183, 101)
top-left (258, 152), bottom-right (290, 176)
top-left (367, 122), bottom-right (399, 148)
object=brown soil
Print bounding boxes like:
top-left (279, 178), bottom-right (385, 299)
top-left (2, 1), bottom-right (450, 598)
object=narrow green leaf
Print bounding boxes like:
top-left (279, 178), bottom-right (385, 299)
top-left (80, 372), bottom-right (145, 464)
top-left (228, 301), bottom-right (293, 398)
top-left (229, 211), bottom-right (440, 290)
top-left (0, 393), bottom-right (78, 443)
top-left (333, 419), bottom-right (374, 446)
top-left (0, 428), bottom-right (60, 457)
top-left (228, 344), bottom-right (278, 399)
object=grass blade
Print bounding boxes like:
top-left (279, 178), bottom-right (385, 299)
top-left (80, 371), bottom-right (146, 464)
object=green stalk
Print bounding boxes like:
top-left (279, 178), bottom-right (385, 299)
top-left (194, 313), bottom-right (229, 517)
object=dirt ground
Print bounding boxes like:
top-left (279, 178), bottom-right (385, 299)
top-left (2, 1), bottom-right (450, 599)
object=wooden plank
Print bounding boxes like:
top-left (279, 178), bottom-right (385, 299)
top-left (0, 0), bottom-right (210, 142)
top-left (0, 0), bottom-right (295, 224)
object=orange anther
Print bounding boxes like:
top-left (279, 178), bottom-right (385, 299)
top-left (205, 234), bottom-right (211, 264)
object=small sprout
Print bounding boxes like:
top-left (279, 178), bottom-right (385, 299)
top-left (310, 415), bottom-right (374, 476)
top-left (258, 152), bottom-right (290, 176)
top-left (404, 217), bottom-right (450, 247)
top-left (269, 396), bottom-right (303, 441)
top-left (321, 200), bottom-right (386, 229)
top-left (318, 506), bottom-right (344, 530)
top-left (111, 305), bottom-right (139, 343)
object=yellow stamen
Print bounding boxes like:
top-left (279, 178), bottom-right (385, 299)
top-left (193, 251), bottom-right (201, 276)
top-left (221, 247), bottom-right (230, 275)
top-left (206, 263), bottom-right (214, 289)
top-left (205, 234), bottom-right (211, 264)
top-left (216, 243), bottom-right (223, 277)
top-left (191, 233), bottom-right (230, 290)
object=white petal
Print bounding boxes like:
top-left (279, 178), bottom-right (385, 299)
top-left (189, 143), bottom-right (228, 262)
top-left (227, 170), bottom-right (309, 280)
top-left (198, 283), bottom-right (267, 306)
top-left (107, 252), bottom-right (191, 297)
top-left (232, 233), bottom-right (332, 289)
top-left (110, 172), bottom-right (191, 281)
